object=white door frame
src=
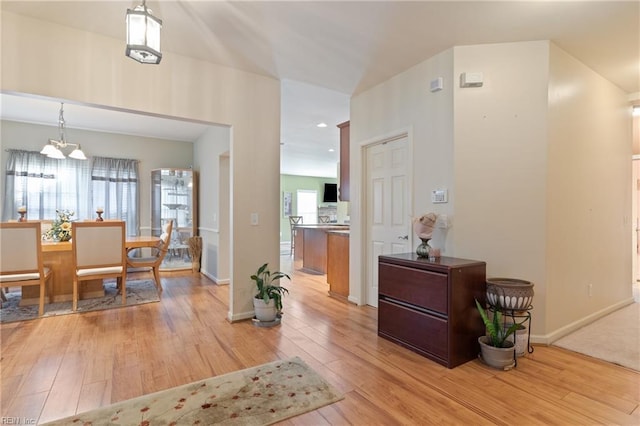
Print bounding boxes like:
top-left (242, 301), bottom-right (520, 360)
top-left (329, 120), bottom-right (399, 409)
top-left (632, 155), bottom-right (640, 285)
top-left (359, 128), bottom-right (414, 307)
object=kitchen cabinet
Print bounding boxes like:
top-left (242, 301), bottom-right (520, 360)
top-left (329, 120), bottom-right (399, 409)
top-left (151, 168), bottom-right (198, 270)
top-left (337, 120), bottom-right (350, 201)
top-left (327, 230), bottom-right (349, 300)
top-left (378, 253), bottom-right (486, 368)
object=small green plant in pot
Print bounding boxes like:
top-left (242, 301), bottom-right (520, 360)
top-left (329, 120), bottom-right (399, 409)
top-left (252, 263), bottom-right (290, 322)
top-left (475, 299), bottom-right (524, 370)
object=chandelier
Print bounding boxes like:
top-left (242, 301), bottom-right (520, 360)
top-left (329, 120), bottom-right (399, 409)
top-left (40, 103), bottom-right (87, 160)
top-left (125, 0), bottom-right (162, 64)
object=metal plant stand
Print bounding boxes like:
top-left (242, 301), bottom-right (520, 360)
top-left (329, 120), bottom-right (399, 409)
top-left (487, 303), bottom-right (534, 367)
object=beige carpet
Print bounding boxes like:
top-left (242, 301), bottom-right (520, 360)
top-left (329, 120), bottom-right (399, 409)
top-left (42, 357), bottom-right (344, 425)
top-left (553, 302), bottom-right (639, 371)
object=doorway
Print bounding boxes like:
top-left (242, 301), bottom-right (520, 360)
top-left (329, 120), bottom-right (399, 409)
top-left (364, 134), bottom-right (412, 307)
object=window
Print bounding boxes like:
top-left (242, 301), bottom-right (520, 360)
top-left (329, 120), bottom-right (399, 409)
top-left (296, 190), bottom-right (317, 225)
top-left (3, 150), bottom-right (139, 235)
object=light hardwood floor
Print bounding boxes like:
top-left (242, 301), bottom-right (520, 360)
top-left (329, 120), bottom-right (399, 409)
top-left (1, 258), bottom-right (639, 425)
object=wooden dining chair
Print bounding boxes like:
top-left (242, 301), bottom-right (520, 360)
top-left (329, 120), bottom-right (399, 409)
top-left (72, 221), bottom-right (126, 311)
top-left (0, 221), bottom-right (52, 316)
top-left (288, 215), bottom-right (303, 256)
top-left (126, 220), bottom-right (173, 292)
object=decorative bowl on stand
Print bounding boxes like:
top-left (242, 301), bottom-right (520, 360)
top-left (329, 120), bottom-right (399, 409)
top-left (486, 277), bottom-right (534, 311)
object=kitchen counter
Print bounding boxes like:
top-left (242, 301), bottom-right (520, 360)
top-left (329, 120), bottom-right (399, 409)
top-left (327, 230), bottom-right (349, 301)
top-left (326, 229), bottom-right (350, 235)
top-left (294, 224), bottom-right (349, 229)
top-left (293, 224), bottom-right (349, 274)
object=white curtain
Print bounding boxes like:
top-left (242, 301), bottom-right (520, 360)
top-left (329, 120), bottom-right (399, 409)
top-left (2, 149), bottom-right (91, 222)
top-left (91, 157), bottom-right (139, 236)
top-left (3, 151), bottom-right (139, 236)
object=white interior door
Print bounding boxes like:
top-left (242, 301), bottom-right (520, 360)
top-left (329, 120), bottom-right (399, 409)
top-left (365, 135), bottom-right (411, 307)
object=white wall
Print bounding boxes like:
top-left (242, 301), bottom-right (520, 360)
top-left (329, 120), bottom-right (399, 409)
top-left (545, 43), bottom-right (632, 335)
top-left (1, 12), bottom-right (281, 321)
top-left (350, 48), bottom-right (455, 305)
top-left (0, 120), bottom-right (193, 232)
top-left (193, 125), bottom-right (231, 284)
top-left (452, 41), bottom-right (550, 335)
top-left (351, 40), bottom-right (633, 340)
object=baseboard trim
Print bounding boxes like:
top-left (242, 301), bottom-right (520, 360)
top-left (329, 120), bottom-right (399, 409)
top-left (201, 269), bottom-right (229, 285)
top-left (228, 310), bottom-right (255, 323)
top-left (533, 297), bottom-right (635, 345)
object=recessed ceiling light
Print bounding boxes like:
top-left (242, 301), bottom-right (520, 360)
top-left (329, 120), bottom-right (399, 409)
top-left (329, 148), bottom-right (335, 152)
top-left (317, 122), bottom-right (327, 128)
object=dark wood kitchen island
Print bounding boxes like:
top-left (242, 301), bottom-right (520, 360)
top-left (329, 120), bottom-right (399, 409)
top-left (293, 224), bottom-right (349, 274)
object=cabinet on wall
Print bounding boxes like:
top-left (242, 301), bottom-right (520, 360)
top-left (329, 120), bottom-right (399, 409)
top-left (151, 168), bottom-right (198, 270)
top-left (378, 253), bottom-right (486, 368)
top-left (337, 120), bottom-right (350, 201)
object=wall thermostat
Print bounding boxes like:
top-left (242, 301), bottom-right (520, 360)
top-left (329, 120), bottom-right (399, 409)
top-left (431, 189), bottom-right (448, 203)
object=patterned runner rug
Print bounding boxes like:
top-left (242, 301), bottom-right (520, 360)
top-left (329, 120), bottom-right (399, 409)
top-left (0, 279), bottom-right (159, 323)
top-left (42, 357), bottom-right (344, 425)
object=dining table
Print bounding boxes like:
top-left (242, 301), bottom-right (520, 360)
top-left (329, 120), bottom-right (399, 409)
top-left (20, 235), bottom-right (162, 306)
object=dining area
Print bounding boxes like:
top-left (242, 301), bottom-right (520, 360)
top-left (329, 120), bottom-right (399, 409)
top-left (0, 150), bottom-right (197, 320)
top-left (0, 218), bottom-right (171, 318)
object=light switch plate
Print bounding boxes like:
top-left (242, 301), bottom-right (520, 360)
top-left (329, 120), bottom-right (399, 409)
top-left (250, 213), bottom-right (259, 225)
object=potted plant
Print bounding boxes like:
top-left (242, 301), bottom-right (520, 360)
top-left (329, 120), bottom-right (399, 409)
top-left (252, 263), bottom-right (290, 322)
top-left (475, 299), bottom-right (523, 370)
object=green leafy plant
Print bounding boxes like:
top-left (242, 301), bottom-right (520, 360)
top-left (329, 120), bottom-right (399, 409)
top-left (252, 263), bottom-right (290, 311)
top-left (475, 299), bottom-right (524, 348)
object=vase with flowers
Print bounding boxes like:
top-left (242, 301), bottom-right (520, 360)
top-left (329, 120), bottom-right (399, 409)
top-left (45, 209), bottom-right (75, 241)
top-left (412, 212), bottom-right (437, 257)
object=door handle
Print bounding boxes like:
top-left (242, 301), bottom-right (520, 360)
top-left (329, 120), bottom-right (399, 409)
top-left (398, 235), bottom-right (408, 240)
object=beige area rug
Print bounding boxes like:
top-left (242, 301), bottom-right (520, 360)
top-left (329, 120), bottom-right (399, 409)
top-left (553, 302), bottom-right (639, 371)
top-left (42, 357), bottom-right (344, 425)
top-left (0, 279), bottom-right (159, 323)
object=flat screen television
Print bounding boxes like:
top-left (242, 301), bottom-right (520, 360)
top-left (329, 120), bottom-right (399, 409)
top-left (323, 183), bottom-right (338, 202)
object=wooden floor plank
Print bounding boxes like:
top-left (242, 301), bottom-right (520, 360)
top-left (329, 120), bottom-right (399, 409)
top-left (0, 260), bottom-right (638, 425)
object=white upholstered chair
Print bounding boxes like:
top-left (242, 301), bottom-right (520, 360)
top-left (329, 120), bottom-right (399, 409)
top-left (126, 220), bottom-right (173, 292)
top-left (72, 221), bottom-right (126, 311)
top-left (0, 221), bottom-right (52, 316)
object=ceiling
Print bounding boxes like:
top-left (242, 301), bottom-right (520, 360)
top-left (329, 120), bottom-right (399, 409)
top-left (0, 81), bottom-right (350, 178)
top-left (1, 1), bottom-right (638, 176)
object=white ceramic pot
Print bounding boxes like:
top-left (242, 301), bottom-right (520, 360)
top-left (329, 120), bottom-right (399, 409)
top-left (253, 297), bottom-right (277, 322)
top-left (478, 336), bottom-right (516, 370)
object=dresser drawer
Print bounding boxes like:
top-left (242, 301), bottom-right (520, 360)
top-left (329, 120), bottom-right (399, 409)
top-left (378, 299), bottom-right (448, 361)
top-left (379, 262), bottom-right (448, 315)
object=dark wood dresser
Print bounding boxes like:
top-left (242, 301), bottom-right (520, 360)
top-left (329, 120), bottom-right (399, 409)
top-left (378, 253), bottom-right (486, 368)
